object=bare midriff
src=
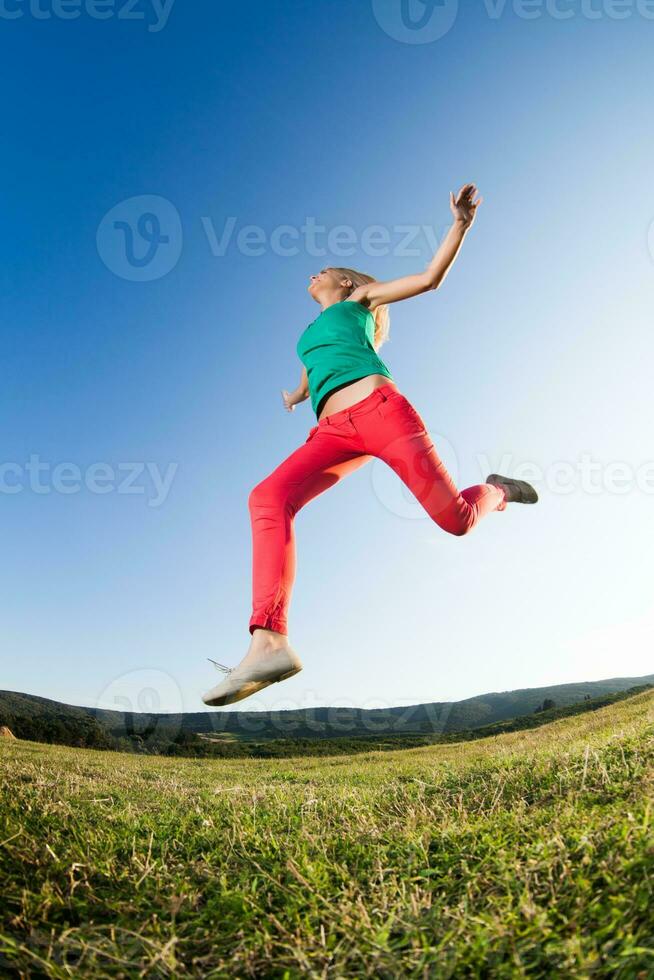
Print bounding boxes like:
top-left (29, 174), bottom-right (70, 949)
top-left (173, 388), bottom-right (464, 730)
top-left (316, 374), bottom-right (399, 422)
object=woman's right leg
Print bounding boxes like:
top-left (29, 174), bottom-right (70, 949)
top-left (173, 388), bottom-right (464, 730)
top-left (248, 426), bottom-right (371, 637)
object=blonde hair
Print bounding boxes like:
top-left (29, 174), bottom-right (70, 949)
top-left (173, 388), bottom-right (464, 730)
top-left (329, 266), bottom-right (391, 352)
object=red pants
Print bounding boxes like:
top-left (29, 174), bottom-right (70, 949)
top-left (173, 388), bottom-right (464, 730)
top-left (248, 382), bottom-right (506, 636)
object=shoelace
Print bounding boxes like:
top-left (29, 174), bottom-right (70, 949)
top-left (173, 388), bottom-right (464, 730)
top-left (207, 658), bottom-right (234, 675)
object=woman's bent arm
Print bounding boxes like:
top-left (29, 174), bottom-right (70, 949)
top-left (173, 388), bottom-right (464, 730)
top-left (281, 366), bottom-right (310, 412)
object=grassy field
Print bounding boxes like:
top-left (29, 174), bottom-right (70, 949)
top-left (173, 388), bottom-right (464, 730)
top-left (1, 689), bottom-right (653, 978)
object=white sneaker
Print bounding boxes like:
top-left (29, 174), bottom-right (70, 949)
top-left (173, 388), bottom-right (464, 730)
top-left (201, 647), bottom-right (303, 707)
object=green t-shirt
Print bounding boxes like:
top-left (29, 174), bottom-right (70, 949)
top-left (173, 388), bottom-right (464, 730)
top-left (296, 300), bottom-right (394, 418)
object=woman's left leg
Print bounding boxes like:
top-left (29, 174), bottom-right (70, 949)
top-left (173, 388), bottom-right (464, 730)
top-left (358, 389), bottom-right (507, 536)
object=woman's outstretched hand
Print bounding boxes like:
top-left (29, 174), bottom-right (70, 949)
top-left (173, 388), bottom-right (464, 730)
top-left (281, 389), bottom-right (297, 412)
top-left (449, 183), bottom-right (483, 227)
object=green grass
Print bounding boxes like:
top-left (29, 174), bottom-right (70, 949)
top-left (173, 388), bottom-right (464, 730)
top-left (1, 689), bottom-right (653, 978)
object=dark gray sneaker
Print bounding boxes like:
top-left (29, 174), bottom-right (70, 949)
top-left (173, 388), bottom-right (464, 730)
top-left (486, 473), bottom-right (539, 504)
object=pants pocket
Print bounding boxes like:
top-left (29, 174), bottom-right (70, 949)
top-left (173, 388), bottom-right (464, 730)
top-left (325, 418), bottom-right (358, 438)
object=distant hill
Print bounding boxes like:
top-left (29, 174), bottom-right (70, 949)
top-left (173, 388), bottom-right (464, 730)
top-left (1, 674), bottom-right (652, 756)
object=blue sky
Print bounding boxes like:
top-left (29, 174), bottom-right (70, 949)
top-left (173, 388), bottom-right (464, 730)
top-left (2, 0), bottom-right (653, 716)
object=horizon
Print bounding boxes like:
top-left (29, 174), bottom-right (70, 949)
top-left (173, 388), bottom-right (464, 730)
top-left (3, 671), bottom-right (653, 718)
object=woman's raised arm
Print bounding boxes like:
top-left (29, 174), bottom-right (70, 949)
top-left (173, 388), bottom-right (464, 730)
top-left (350, 183), bottom-right (483, 311)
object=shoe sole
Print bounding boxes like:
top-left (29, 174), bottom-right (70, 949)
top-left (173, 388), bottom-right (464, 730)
top-left (202, 665), bottom-right (303, 708)
top-left (487, 474), bottom-right (539, 504)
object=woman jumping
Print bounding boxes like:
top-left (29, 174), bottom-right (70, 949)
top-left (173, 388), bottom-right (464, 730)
top-left (202, 183), bottom-right (538, 708)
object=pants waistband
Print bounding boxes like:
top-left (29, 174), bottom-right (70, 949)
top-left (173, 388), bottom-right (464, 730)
top-left (319, 382), bottom-right (399, 426)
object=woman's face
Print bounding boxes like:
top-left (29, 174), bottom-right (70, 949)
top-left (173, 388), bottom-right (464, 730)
top-left (308, 267), bottom-right (346, 297)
